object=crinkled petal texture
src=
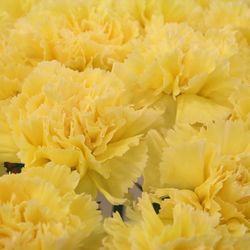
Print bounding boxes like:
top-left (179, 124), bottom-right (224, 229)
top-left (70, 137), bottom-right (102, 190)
top-left (103, 193), bottom-right (250, 250)
top-left (230, 84), bottom-right (250, 121)
top-left (204, 0), bottom-right (250, 42)
top-left (0, 0), bottom-right (43, 100)
top-left (0, 0), bottom-right (41, 19)
top-left (0, 164), bottom-right (102, 250)
top-left (0, 0), bottom-right (173, 102)
top-left (1, 0), bottom-right (250, 102)
top-left (0, 0), bottom-right (39, 44)
top-left (0, 0), bottom-right (143, 101)
top-left (144, 120), bottom-right (250, 231)
top-left (1, 61), bottom-right (161, 204)
top-left (113, 18), bottom-right (250, 125)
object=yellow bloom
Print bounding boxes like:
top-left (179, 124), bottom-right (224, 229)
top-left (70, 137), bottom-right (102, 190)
top-left (0, 0), bottom-right (144, 101)
top-left (0, 0), bottom-right (41, 19)
top-left (0, 12), bottom-right (12, 46)
top-left (103, 193), bottom-right (250, 249)
top-left (111, 0), bottom-right (203, 28)
top-left (0, 1), bottom-right (41, 83)
top-left (144, 120), bottom-right (250, 230)
top-left (113, 20), bottom-right (248, 124)
top-left (0, 164), bottom-right (102, 250)
top-left (1, 61), bottom-right (161, 204)
top-left (159, 0), bottom-right (203, 27)
top-left (205, 0), bottom-right (250, 43)
top-left (0, 1), bottom-right (33, 100)
top-left (1, 0), bottom-right (142, 73)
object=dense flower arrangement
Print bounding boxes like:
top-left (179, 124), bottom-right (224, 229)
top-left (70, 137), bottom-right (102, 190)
top-left (0, 0), bottom-right (250, 249)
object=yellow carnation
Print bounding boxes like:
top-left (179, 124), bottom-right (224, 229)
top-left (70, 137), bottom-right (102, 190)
top-left (144, 120), bottom-right (250, 230)
top-left (0, 0), bottom-right (141, 79)
top-left (1, 61), bottom-right (162, 204)
top-left (0, 0), bottom-right (144, 101)
top-left (0, 1), bottom-right (42, 96)
top-left (110, 0), bottom-right (203, 28)
top-left (0, 0), bottom-right (249, 248)
top-left (158, 0), bottom-right (203, 27)
top-left (0, 0), bottom-right (41, 19)
top-left (0, 164), bottom-right (102, 250)
top-left (204, 0), bottom-right (250, 43)
top-left (103, 193), bottom-right (250, 249)
top-left (113, 19), bottom-right (249, 124)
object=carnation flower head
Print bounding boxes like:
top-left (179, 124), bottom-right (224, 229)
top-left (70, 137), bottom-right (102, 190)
top-left (113, 19), bottom-right (249, 124)
top-left (204, 0), bottom-right (250, 44)
top-left (0, 0), bottom-right (142, 75)
top-left (103, 193), bottom-right (250, 249)
top-left (144, 120), bottom-right (250, 230)
top-left (110, 0), bottom-right (203, 28)
top-left (158, 0), bottom-right (203, 27)
top-left (0, 0), bottom-right (149, 102)
top-left (1, 61), bottom-right (162, 204)
top-left (0, 0), bottom-right (143, 101)
top-left (0, 0), bottom-right (41, 19)
top-left (0, 0), bottom-right (42, 100)
top-left (0, 164), bottom-right (102, 250)
top-left (1, 0), bottom-right (250, 104)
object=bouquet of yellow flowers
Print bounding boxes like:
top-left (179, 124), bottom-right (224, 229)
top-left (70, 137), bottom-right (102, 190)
top-left (0, 0), bottom-right (249, 249)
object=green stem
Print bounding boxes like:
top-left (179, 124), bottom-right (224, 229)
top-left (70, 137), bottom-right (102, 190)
top-left (112, 205), bottom-right (124, 219)
top-left (4, 162), bottom-right (24, 174)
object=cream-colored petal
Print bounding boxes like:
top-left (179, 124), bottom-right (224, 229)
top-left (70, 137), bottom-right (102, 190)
top-left (160, 140), bottom-right (205, 189)
top-left (176, 94), bottom-right (231, 124)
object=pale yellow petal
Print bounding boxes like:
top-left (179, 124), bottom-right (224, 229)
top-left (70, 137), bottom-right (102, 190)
top-left (143, 130), bottom-right (167, 191)
top-left (176, 94), bottom-right (231, 124)
top-left (160, 140), bottom-right (205, 189)
top-left (91, 141), bottom-right (148, 204)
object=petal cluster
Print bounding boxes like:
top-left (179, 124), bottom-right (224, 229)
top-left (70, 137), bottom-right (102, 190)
top-left (103, 193), bottom-right (250, 249)
top-left (144, 120), bottom-right (250, 234)
top-left (1, 61), bottom-right (161, 203)
top-left (0, 0), bottom-right (250, 248)
top-left (0, 164), bottom-right (102, 250)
